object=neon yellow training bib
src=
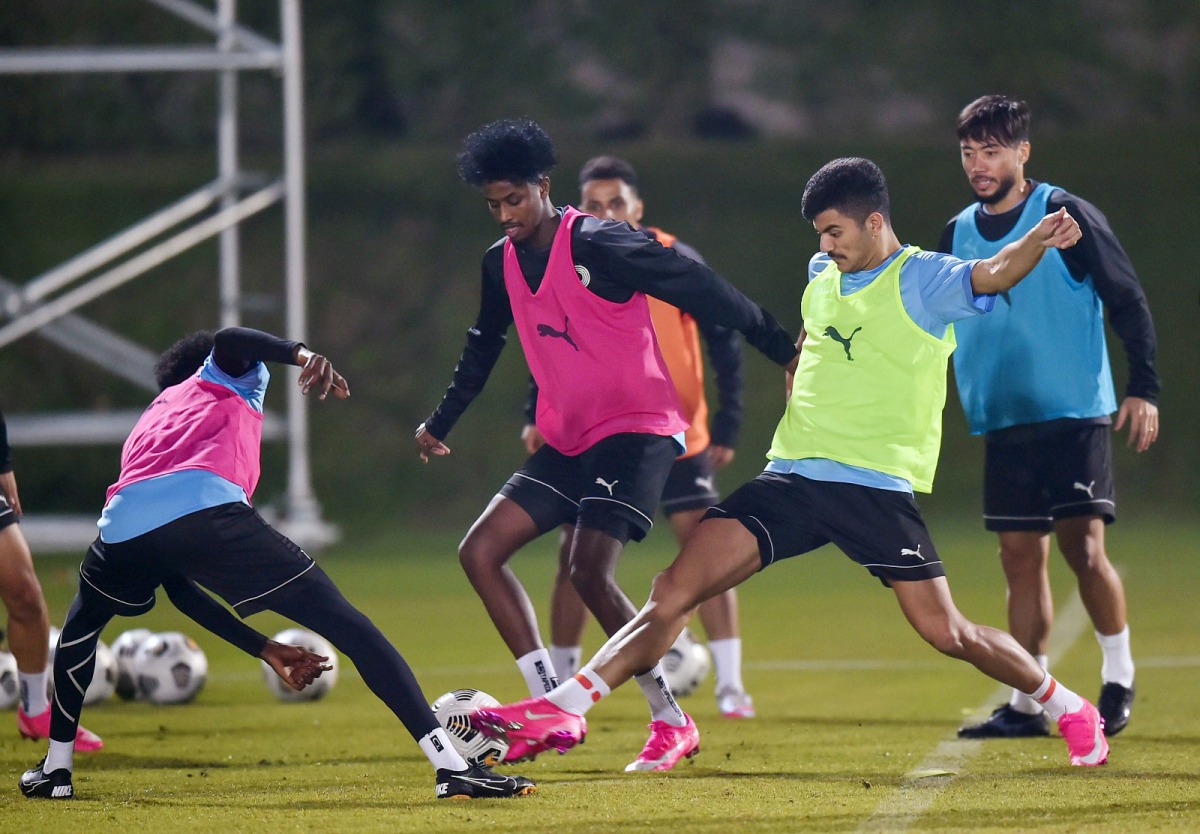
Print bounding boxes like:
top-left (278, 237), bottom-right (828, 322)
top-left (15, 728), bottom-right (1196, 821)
top-left (768, 246), bottom-right (955, 493)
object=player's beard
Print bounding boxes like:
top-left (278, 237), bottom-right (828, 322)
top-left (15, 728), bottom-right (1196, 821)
top-left (977, 173), bottom-right (1020, 206)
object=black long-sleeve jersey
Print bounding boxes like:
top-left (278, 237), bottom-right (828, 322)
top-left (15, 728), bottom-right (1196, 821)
top-left (425, 210), bottom-right (793, 441)
top-left (522, 228), bottom-right (746, 449)
top-left (938, 182), bottom-right (1159, 407)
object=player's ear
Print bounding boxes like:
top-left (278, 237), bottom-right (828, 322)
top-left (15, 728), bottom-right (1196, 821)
top-left (538, 176), bottom-right (551, 199)
top-left (1018, 140), bottom-right (1031, 165)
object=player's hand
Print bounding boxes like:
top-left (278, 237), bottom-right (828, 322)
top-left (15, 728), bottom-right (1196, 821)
top-left (415, 423), bottom-right (450, 463)
top-left (1114, 396), bottom-right (1159, 453)
top-left (260, 640), bottom-right (332, 692)
top-left (708, 445), bottom-right (735, 469)
top-left (0, 470), bottom-right (22, 516)
top-left (296, 348), bottom-right (350, 401)
top-left (1034, 207), bottom-right (1082, 250)
top-left (521, 423), bottom-right (546, 455)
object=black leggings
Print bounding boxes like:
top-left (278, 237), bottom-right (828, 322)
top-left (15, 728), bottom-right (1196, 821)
top-left (51, 564), bottom-right (438, 746)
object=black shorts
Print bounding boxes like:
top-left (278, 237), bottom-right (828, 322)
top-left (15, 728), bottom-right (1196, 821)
top-left (499, 433), bottom-right (678, 544)
top-left (704, 472), bottom-right (946, 586)
top-left (0, 494), bottom-right (16, 531)
top-left (79, 502), bottom-right (315, 617)
top-left (659, 450), bottom-right (719, 517)
top-left (984, 424), bottom-right (1115, 532)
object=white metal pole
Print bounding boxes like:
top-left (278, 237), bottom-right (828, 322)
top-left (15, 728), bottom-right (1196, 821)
top-left (281, 0), bottom-right (319, 528)
top-left (217, 0), bottom-right (240, 328)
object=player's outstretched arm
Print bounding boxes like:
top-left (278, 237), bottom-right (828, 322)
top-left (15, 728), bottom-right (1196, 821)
top-left (971, 207), bottom-right (1082, 295)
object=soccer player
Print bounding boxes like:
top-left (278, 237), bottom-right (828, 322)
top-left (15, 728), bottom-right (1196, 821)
top-left (20, 327), bottom-right (535, 801)
top-left (0, 410), bottom-right (103, 752)
top-left (522, 155), bottom-right (755, 718)
top-left (945, 95), bottom-right (1158, 740)
top-left (470, 157), bottom-right (1110, 770)
top-left (415, 119), bottom-right (797, 770)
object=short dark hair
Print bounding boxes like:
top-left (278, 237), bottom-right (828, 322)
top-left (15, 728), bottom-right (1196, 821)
top-left (154, 330), bottom-right (214, 390)
top-left (800, 157), bottom-right (890, 224)
top-left (456, 118), bottom-right (557, 187)
top-left (957, 95), bottom-right (1031, 147)
top-left (578, 155), bottom-right (639, 190)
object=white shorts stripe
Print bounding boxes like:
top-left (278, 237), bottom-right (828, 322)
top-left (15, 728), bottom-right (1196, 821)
top-left (510, 473), bottom-right (580, 507)
top-left (233, 559), bottom-right (316, 609)
top-left (579, 495), bottom-right (655, 528)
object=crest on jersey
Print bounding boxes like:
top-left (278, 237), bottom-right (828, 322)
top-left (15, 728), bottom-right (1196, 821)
top-left (575, 264), bottom-right (591, 287)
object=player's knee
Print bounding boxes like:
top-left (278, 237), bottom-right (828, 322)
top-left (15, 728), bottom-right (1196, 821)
top-left (2, 575), bottom-right (49, 624)
top-left (646, 570), bottom-right (696, 624)
top-left (1060, 540), bottom-right (1108, 574)
top-left (567, 560), bottom-right (616, 602)
top-left (917, 618), bottom-right (976, 658)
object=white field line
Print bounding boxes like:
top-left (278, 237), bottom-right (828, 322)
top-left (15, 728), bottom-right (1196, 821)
top-left (202, 652), bottom-right (1197, 684)
top-left (855, 589), bottom-right (1091, 834)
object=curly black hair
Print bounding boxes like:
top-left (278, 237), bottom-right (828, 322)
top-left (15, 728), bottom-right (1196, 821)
top-left (456, 118), bottom-right (557, 187)
top-left (154, 330), bottom-right (215, 390)
top-left (800, 157), bottom-right (890, 224)
top-left (578, 155), bottom-right (639, 190)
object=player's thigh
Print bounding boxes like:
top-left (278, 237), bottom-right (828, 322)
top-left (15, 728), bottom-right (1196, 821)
top-left (983, 440), bottom-right (1053, 533)
top-left (576, 433), bottom-right (677, 543)
top-left (659, 451), bottom-right (719, 521)
top-left (819, 482), bottom-right (946, 586)
top-left (498, 443), bottom-right (584, 535)
top-left (655, 517), bottom-right (761, 615)
top-left (460, 493), bottom-right (545, 567)
top-left (0, 522), bottom-right (41, 607)
top-left (1046, 425), bottom-right (1115, 524)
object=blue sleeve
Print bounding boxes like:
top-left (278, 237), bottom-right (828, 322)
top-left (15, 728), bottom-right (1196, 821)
top-left (199, 353), bottom-right (270, 413)
top-left (901, 250), bottom-right (993, 334)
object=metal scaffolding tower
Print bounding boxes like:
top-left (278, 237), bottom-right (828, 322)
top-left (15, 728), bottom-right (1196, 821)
top-left (0, 0), bottom-right (336, 551)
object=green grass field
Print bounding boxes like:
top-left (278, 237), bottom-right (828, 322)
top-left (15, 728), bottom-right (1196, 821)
top-left (2, 514), bottom-right (1197, 833)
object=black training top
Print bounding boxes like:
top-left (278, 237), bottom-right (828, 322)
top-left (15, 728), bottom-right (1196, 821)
top-left (425, 210), bottom-right (794, 441)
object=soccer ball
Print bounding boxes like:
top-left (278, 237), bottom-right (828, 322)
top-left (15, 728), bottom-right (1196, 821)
top-left (47, 626), bottom-right (117, 705)
top-left (661, 632), bottom-right (711, 697)
top-left (261, 628), bottom-right (339, 702)
top-left (430, 689), bottom-right (510, 767)
top-left (132, 632), bottom-right (208, 704)
top-left (111, 628), bottom-right (154, 700)
top-left (0, 650), bottom-right (19, 709)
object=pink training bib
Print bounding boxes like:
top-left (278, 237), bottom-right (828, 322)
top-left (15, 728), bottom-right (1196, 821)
top-left (503, 207), bottom-right (688, 455)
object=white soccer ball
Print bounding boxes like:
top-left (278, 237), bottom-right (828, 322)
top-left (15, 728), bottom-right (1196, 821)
top-left (0, 650), bottom-right (19, 709)
top-left (661, 633), bottom-right (711, 697)
top-left (132, 631), bottom-right (208, 704)
top-left (111, 628), bottom-right (154, 700)
top-left (47, 626), bottom-right (117, 705)
top-left (431, 688), bottom-right (510, 767)
top-left (261, 628), bottom-right (339, 702)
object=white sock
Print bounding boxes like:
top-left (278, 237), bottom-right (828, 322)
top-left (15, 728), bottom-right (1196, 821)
top-left (634, 663), bottom-right (686, 726)
top-left (1009, 654), bottom-right (1048, 715)
top-left (1096, 626), bottom-right (1135, 687)
top-left (549, 645), bottom-right (581, 681)
top-left (1029, 673), bottom-right (1085, 721)
top-left (709, 638), bottom-right (744, 695)
top-left (516, 648), bottom-right (558, 696)
top-left (419, 728), bottom-right (469, 772)
top-left (547, 668), bottom-right (610, 716)
top-left (45, 739), bottom-right (75, 774)
top-left (20, 670), bottom-right (50, 715)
